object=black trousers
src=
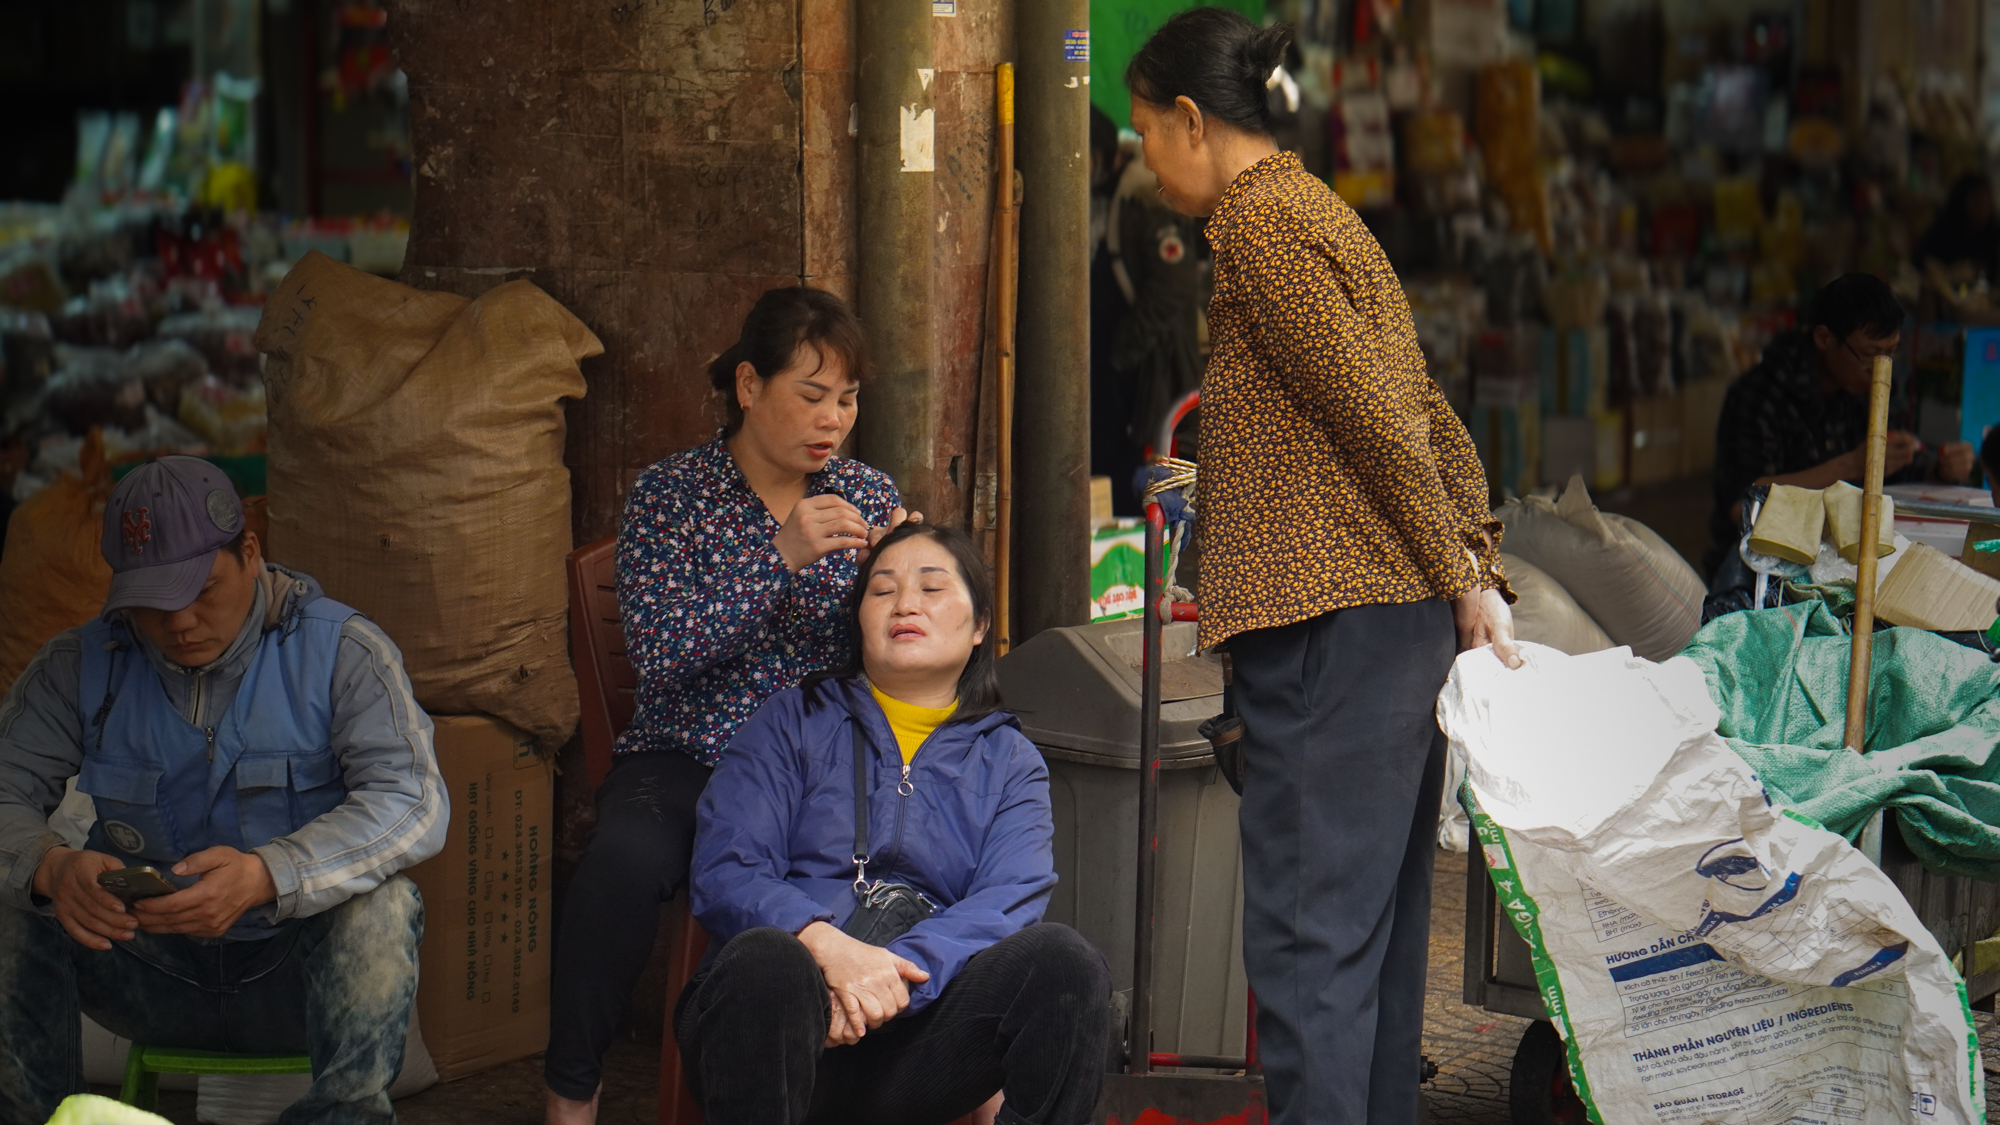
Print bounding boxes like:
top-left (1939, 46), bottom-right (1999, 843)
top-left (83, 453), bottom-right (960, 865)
top-left (544, 749), bottom-right (713, 1100)
top-left (1231, 600), bottom-right (1455, 1125)
top-left (675, 925), bottom-right (1111, 1125)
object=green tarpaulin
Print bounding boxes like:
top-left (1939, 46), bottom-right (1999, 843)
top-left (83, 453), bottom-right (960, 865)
top-left (1679, 603), bottom-right (2000, 879)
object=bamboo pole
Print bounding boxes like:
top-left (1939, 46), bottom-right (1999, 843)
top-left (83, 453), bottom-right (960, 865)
top-left (1843, 354), bottom-right (1895, 752)
top-left (994, 63), bottom-right (1019, 655)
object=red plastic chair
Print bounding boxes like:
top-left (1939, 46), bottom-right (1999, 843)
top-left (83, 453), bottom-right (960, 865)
top-left (568, 537), bottom-right (1000, 1125)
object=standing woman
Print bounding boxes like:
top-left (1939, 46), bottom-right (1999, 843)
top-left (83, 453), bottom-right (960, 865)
top-left (545, 287), bottom-right (914, 1124)
top-left (1125, 11), bottom-right (1519, 1125)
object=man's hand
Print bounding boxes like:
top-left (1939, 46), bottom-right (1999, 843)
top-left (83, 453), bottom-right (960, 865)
top-left (131, 846), bottom-right (276, 938)
top-left (32, 847), bottom-right (137, 951)
top-left (796, 921), bottom-right (930, 1037)
top-left (1884, 431), bottom-right (1920, 477)
top-left (1935, 440), bottom-right (1976, 484)
top-left (1453, 588), bottom-right (1523, 669)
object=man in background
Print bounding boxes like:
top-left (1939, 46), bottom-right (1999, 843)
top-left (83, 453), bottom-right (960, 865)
top-left (1709, 273), bottom-right (1975, 576)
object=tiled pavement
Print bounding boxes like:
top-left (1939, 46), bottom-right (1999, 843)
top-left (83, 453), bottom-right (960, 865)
top-left (104, 846), bottom-right (2000, 1123)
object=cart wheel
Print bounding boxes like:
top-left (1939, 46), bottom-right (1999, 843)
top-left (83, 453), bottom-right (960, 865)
top-left (1510, 1020), bottom-right (1587, 1125)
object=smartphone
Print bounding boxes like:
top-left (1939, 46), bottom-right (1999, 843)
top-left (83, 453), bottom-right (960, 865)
top-left (97, 866), bottom-right (178, 904)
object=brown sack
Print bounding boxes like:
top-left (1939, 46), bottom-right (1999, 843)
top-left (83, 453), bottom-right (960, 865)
top-left (0, 431), bottom-right (113, 697)
top-left (255, 253), bottom-right (599, 752)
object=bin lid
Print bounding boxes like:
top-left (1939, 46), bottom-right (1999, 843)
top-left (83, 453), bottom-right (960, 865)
top-left (996, 618), bottom-right (1224, 768)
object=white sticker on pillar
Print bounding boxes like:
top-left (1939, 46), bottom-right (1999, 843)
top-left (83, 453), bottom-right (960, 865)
top-left (918, 68), bottom-right (935, 90)
top-left (900, 105), bottom-right (935, 172)
top-left (932, 0), bottom-right (956, 15)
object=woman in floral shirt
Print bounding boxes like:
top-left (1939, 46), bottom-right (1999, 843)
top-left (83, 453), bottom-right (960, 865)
top-left (546, 287), bottom-right (910, 1123)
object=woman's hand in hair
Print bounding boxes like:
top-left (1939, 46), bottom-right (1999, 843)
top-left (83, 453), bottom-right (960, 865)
top-left (775, 495), bottom-right (873, 572)
top-left (797, 921), bottom-right (931, 1033)
top-left (856, 506), bottom-right (924, 568)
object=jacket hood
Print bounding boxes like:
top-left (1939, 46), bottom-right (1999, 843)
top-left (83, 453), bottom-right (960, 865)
top-left (127, 560), bottom-right (328, 682)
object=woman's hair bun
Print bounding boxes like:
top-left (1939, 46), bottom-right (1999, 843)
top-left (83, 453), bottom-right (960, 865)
top-left (1238, 24), bottom-right (1293, 86)
top-left (1125, 8), bottom-right (1295, 137)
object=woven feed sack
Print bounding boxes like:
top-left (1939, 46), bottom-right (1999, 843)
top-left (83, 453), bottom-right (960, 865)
top-left (1496, 474), bottom-right (1704, 661)
top-left (254, 253), bottom-right (600, 753)
top-left (0, 430), bottom-right (112, 697)
top-left (1497, 553), bottom-right (1612, 655)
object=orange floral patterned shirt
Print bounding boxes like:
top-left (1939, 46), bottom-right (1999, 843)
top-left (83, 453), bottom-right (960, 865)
top-left (1196, 151), bottom-right (1508, 651)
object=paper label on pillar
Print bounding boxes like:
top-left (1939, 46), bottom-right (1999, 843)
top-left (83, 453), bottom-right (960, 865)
top-left (900, 105), bottom-right (936, 172)
top-left (932, 0), bottom-right (955, 15)
top-left (1063, 29), bottom-right (1089, 61)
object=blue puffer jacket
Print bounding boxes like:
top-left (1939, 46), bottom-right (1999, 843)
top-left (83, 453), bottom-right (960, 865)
top-left (690, 676), bottom-right (1056, 1013)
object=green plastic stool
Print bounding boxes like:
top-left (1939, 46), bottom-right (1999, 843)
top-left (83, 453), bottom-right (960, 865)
top-left (118, 1044), bottom-right (313, 1111)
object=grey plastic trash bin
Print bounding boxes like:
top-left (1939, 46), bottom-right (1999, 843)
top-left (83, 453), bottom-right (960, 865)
top-left (996, 617), bottom-right (1247, 1058)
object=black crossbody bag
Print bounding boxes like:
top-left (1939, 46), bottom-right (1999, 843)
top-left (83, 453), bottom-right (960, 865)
top-left (840, 720), bottom-right (937, 946)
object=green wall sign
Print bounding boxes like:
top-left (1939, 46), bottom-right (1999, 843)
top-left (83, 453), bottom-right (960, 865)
top-left (1089, 0), bottom-right (1265, 128)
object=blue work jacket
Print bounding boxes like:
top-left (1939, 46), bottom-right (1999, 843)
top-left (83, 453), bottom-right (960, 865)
top-left (76, 593), bottom-right (357, 940)
top-left (690, 676), bottom-right (1056, 1013)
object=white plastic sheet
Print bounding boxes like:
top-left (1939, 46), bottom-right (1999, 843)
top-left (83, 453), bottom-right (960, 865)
top-left (1440, 643), bottom-right (1982, 1125)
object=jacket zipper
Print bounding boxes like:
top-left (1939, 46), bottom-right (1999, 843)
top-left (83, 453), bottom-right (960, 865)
top-left (187, 667), bottom-right (215, 761)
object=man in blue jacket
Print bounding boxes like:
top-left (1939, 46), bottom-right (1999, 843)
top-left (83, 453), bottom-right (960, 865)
top-left (0, 456), bottom-right (448, 1124)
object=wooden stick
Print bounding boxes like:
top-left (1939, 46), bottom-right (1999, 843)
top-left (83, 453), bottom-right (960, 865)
top-left (994, 63), bottom-right (1019, 655)
top-left (1844, 354), bottom-right (1894, 752)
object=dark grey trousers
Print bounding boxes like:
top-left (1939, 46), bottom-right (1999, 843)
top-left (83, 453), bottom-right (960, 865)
top-left (1231, 599), bottom-right (1455, 1125)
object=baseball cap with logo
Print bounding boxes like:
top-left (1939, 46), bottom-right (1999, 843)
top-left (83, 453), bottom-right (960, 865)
top-left (100, 456), bottom-right (246, 616)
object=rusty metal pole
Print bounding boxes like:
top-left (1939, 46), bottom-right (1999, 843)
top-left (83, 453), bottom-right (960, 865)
top-left (1012, 0), bottom-right (1091, 642)
top-left (854, 0), bottom-right (936, 511)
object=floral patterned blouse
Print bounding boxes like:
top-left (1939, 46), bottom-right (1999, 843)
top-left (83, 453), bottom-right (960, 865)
top-left (615, 436), bottom-right (901, 765)
top-left (1197, 151), bottom-right (1508, 651)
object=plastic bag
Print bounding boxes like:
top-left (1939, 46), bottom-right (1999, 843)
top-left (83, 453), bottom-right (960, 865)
top-left (1441, 642), bottom-right (1981, 1125)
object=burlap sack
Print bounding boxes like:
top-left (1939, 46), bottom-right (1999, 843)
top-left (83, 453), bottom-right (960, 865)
top-left (1496, 475), bottom-right (1705, 662)
top-left (1498, 552), bottom-right (1612, 656)
top-left (0, 431), bottom-right (112, 697)
top-left (254, 253), bottom-right (599, 752)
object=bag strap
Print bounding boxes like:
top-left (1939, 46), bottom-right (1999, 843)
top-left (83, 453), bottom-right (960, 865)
top-left (851, 718), bottom-right (870, 894)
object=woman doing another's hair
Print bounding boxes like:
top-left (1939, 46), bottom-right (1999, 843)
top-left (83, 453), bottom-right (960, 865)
top-left (707, 286), bottom-right (869, 434)
top-left (801, 523), bottom-right (1004, 724)
top-left (1125, 8), bottom-right (1293, 136)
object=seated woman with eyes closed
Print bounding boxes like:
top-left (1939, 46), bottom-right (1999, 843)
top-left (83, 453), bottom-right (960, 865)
top-left (677, 524), bottom-right (1111, 1125)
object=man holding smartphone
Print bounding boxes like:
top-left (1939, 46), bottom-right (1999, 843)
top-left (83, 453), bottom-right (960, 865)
top-left (0, 457), bottom-right (448, 1124)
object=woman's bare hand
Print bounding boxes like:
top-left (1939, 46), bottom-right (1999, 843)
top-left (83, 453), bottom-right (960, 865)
top-left (823, 989), bottom-right (863, 1048)
top-left (797, 921), bottom-right (930, 1036)
top-left (774, 495), bottom-right (872, 572)
top-left (1452, 588), bottom-right (1522, 669)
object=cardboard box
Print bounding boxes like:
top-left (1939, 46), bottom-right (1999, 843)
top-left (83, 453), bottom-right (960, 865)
top-left (1962, 521), bottom-right (2000, 581)
top-left (1875, 543), bottom-right (2000, 632)
top-left (405, 714), bottom-right (553, 1081)
top-left (1627, 392), bottom-right (1686, 487)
